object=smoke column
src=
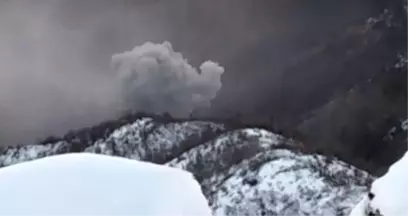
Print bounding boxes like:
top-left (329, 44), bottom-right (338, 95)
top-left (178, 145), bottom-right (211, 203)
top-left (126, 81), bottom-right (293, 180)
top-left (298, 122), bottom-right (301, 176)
top-left (112, 41), bottom-right (224, 118)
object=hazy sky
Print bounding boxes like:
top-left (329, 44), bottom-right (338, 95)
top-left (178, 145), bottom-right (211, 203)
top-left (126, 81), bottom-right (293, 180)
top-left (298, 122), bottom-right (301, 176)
top-left (0, 0), bottom-right (379, 146)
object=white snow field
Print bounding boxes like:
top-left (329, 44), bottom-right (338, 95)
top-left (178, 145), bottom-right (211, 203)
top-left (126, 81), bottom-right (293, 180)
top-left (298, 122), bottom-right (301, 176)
top-left (349, 151), bottom-right (408, 216)
top-left (0, 153), bottom-right (212, 216)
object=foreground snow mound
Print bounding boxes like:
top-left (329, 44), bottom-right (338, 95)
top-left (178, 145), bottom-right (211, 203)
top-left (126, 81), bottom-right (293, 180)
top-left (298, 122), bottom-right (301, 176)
top-left (0, 153), bottom-right (212, 216)
top-left (349, 151), bottom-right (408, 216)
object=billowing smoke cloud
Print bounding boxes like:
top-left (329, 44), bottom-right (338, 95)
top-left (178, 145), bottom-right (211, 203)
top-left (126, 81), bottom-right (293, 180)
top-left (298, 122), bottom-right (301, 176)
top-left (112, 41), bottom-right (224, 118)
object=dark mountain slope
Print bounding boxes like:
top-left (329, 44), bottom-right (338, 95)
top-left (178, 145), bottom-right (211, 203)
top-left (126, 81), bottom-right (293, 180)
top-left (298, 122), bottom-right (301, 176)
top-left (291, 2), bottom-right (407, 175)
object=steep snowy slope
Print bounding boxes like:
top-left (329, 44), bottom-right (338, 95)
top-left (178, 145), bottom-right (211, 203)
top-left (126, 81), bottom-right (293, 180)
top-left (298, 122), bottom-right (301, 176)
top-left (349, 151), bottom-right (408, 216)
top-left (0, 116), bottom-right (374, 215)
top-left (0, 153), bottom-right (212, 216)
top-left (167, 129), bottom-right (372, 215)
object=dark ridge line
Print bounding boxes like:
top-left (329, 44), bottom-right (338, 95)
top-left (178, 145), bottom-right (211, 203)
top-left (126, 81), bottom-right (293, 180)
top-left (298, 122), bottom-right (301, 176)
top-left (0, 111), bottom-right (282, 154)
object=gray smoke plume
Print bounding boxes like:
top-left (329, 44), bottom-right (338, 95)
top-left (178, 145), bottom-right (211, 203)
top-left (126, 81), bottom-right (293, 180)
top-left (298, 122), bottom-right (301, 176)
top-left (112, 41), bottom-right (224, 118)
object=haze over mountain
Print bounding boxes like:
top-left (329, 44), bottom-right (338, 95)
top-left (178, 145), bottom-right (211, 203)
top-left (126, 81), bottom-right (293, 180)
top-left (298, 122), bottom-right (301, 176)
top-left (0, 0), bottom-right (395, 146)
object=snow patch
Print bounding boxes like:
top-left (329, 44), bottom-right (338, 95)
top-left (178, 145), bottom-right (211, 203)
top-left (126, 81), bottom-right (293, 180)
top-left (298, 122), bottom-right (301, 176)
top-left (394, 53), bottom-right (407, 69)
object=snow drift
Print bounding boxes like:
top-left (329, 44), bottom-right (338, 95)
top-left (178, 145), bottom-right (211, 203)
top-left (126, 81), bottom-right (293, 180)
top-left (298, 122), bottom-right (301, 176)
top-left (0, 153), bottom-right (212, 216)
top-left (112, 41), bottom-right (224, 117)
top-left (349, 151), bottom-right (408, 216)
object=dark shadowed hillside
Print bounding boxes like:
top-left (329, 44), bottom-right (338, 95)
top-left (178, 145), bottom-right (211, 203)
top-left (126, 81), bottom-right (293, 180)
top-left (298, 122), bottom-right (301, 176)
top-left (289, 0), bottom-right (407, 175)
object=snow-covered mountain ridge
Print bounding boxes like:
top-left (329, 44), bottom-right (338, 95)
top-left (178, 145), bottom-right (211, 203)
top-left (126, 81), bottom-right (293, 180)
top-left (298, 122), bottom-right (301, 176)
top-left (0, 115), bottom-right (376, 215)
